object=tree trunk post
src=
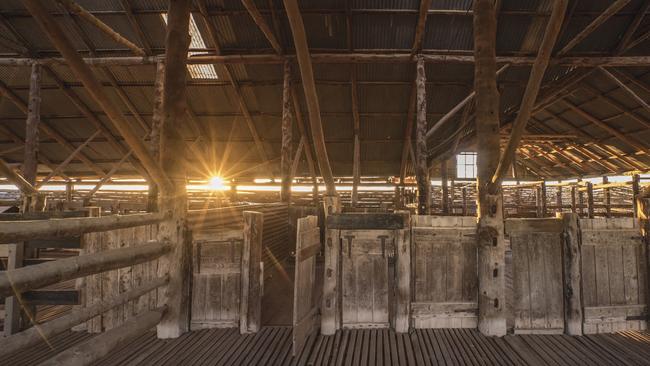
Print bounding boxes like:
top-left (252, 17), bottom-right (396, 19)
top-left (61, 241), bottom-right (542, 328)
top-left (473, 0), bottom-right (506, 336)
top-left (415, 56), bottom-right (430, 215)
top-left (148, 61), bottom-right (164, 213)
top-left (561, 212), bottom-right (583, 335)
top-left (633, 174), bottom-right (641, 218)
top-left (156, 0), bottom-right (192, 339)
top-left (281, 61), bottom-right (293, 203)
top-left (441, 160), bottom-right (449, 215)
top-left (587, 182), bottom-right (595, 218)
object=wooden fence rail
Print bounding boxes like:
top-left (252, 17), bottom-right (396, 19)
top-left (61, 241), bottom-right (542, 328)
top-left (0, 276), bottom-right (168, 357)
top-left (0, 241), bottom-right (170, 297)
top-left (0, 212), bottom-right (169, 244)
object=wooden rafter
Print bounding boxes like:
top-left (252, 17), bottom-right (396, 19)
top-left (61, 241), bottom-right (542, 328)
top-left (615, 0), bottom-right (650, 54)
top-left (283, 0), bottom-right (336, 195)
top-left (23, 0), bottom-right (171, 191)
top-left (241, 0), bottom-right (283, 54)
top-left (118, 0), bottom-right (152, 55)
top-left (493, 0), bottom-right (568, 184)
top-left (556, 0), bottom-right (631, 56)
top-left (412, 0), bottom-right (432, 53)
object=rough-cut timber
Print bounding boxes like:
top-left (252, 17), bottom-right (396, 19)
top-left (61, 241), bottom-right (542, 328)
top-left (0, 276), bottom-right (167, 357)
top-left (23, 63), bottom-right (41, 186)
top-left (156, 0), bottom-right (192, 339)
top-left (473, 0), bottom-right (506, 336)
top-left (283, 0), bottom-right (337, 196)
top-left (240, 211), bottom-right (263, 334)
top-left (281, 61), bottom-right (292, 203)
top-left (351, 70), bottom-right (361, 208)
top-left (561, 213), bottom-right (582, 335)
top-left (38, 308), bottom-right (165, 366)
top-left (415, 56), bottom-right (430, 215)
top-left (22, 0), bottom-right (171, 191)
top-left (493, 0), bottom-right (568, 184)
top-left (0, 241), bottom-right (170, 297)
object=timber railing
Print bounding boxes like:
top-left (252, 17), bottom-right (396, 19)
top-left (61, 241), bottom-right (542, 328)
top-left (0, 211), bottom-right (171, 363)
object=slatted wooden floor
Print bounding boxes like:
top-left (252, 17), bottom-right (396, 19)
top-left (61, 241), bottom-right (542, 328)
top-left (4, 327), bottom-right (650, 366)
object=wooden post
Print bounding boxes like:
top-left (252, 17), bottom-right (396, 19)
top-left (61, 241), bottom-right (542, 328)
top-left (556, 184), bottom-right (563, 214)
top-left (241, 211), bottom-right (263, 333)
top-left (561, 212), bottom-right (582, 335)
top-left (462, 186), bottom-right (468, 216)
top-left (395, 212), bottom-right (411, 333)
top-left (603, 176), bottom-right (611, 217)
top-left (351, 70), bottom-right (361, 208)
top-left (539, 181), bottom-right (547, 217)
top-left (321, 195), bottom-right (341, 335)
top-left (441, 160), bottom-right (449, 215)
top-left (633, 174), bottom-right (641, 218)
top-left (415, 56), bottom-right (430, 215)
top-left (473, 0), bottom-right (506, 336)
top-left (156, 0), bottom-right (191, 339)
top-left (571, 185), bottom-right (577, 213)
top-left (635, 197), bottom-right (650, 324)
top-left (587, 182), bottom-right (595, 218)
top-left (23, 63), bottom-right (41, 187)
top-left (148, 61), bottom-right (164, 213)
top-left (281, 61), bottom-right (293, 203)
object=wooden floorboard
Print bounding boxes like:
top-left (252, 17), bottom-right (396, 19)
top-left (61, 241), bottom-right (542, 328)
top-left (3, 327), bottom-right (650, 366)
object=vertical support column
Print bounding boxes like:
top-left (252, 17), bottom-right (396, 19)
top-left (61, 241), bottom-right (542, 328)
top-left (536, 181), bottom-right (547, 217)
top-left (632, 174), bottom-right (641, 218)
top-left (441, 160), bottom-right (449, 215)
top-left (156, 0), bottom-right (191, 339)
top-left (281, 61), bottom-right (293, 203)
top-left (586, 182), bottom-right (595, 218)
top-left (603, 176), bottom-right (611, 217)
top-left (556, 184), bottom-right (563, 214)
top-left (473, 0), bottom-right (506, 336)
top-left (561, 212), bottom-right (583, 335)
top-left (514, 182), bottom-right (521, 216)
top-left (395, 212), bottom-right (411, 333)
top-left (462, 186), bottom-right (468, 216)
top-left (241, 211), bottom-right (264, 333)
top-left (321, 195), bottom-right (341, 335)
top-left (415, 56), bottom-right (430, 215)
top-left (351, 69), bottom-right (361, 209)
top-left (148, 61), bottom-right (164, 213)
top-left (65, 180), bottom-right (73, 205)
top-left (636, 197), bottom-right (650, 324)
top-left (571, 185), bottom-right (577, 213)
top-left (23, 63), bottom-right (41, 187)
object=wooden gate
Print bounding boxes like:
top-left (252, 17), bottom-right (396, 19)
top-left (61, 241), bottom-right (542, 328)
top-left (341, 229), bottom-right (393, 328)
top-left (322, 213), bottom-right (410, 334)
top-left (411, 216), bottom-right (478, 328)
top-left (580, 218), bottom-right (648, 333)
top-left (292, 216), bottom-right (321, 355)
top-left (191, 230), bottom-right (242, 329)
top-left (507, 219), bottom-right (565, 334)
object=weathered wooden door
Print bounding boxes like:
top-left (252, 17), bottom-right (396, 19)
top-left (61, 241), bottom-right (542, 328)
top-left (411, 216), bottom-right (478, 328)
top-left (580, 218), bottom-right (648, 333)
top-left (340, 229), bottom-right (393, 328)
top-left (191, 232), bottom-right (242, 330)
top-left (507, 219), bottom-right (565, 334)
top-left (292, 216), bottom-right (321, 355)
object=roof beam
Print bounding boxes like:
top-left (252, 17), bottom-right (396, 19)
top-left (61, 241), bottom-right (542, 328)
top-left (118, 0), bottom-right (152, 55)
top-left (241, 0), bottom-right (283, 54)
top-left (412, 0), bottom-right (432, 53)
top-left (23, 0), bottom-right (171, 191)
top-left (283, 0), bottom-right (336, 195)
top-left (557, 0), bottom-right (631, 56)
top-left (4, 54), bottom-right (650, 67)
top-left (598, 67), bottom-right (650, 115)
top-left (615, 0), bottom-right (650, 54)
top-left (493, 0), bottom-right (568, 185)
top-left (559, 98), bottom-right (650, 156)
top-left (54, 0), bottom-right (145, 56)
